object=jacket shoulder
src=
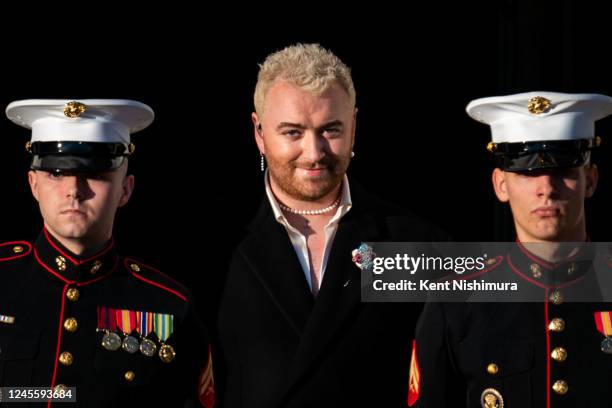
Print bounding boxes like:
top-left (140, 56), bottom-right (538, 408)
top-left (122, 256), bottom-right (191, 303)
top-left (0, 240), bottom-right (32, 262)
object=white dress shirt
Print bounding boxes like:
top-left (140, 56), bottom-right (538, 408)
top-left (265, 171), bottom-right (353, 293)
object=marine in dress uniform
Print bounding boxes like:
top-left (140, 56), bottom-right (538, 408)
top-left (409, 92), bottom-right (612, 408)
top-left (0, 100), bottom-right (214, 407)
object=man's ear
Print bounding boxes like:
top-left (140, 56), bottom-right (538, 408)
top-left (28, 170), bottom-right (40, 202)
top-left (350, 107), bottom-right (358, 150)
top-left (492, 168), bottom-right (510, 202)
top-left (252, 112), bottom-right (265, 155)
top-left (585, 163), bottom-right (599, 198)
top-left (118, 174), bottom-right (135, 208)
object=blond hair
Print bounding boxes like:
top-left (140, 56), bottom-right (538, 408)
top-left (253, 43), bottom-right (356, 118)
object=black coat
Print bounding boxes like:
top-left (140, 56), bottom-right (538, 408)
top-left (218, 182), bottom-right (447, 408)
top-left (412, 243), bottom-right (612, 408)
top-left (0, 229), bottom-right (211, 407)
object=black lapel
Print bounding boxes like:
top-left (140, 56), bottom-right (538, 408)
top-left (239, 198), bottom-right (314, 336)
top-left (281, 188), bottom-right (383, 398)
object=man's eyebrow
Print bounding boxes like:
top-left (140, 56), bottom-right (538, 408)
top-left (276, 122), bottom-right (306, 131)
top-left (276, 120), bottom-right (344, 131)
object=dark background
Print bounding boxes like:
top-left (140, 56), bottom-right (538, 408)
top-left (1, 1), bottom-right (612, 326)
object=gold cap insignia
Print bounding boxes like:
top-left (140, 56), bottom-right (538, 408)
top-left (64, 101), bottom-right (87, 118)
top-left (527, 96), bottom-right (551, 114)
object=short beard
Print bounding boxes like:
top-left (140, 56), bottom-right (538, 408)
top-left (267, 154), bottom-right (349, 201)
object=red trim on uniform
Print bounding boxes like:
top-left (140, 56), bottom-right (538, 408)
top-left (125, 258), bottom-right (188, 302)
top-left (48, 283), bottom-right (70, 408)
top-left (77, 256), bottom-right (119, 287)
top-left (0, 241), bottom-right (32, 262)
top-left (508, 254), bottom-right (587, 289)
top-left (34, 249), bottom-right (74, 284)
top-left (407, 339), bottom-right (421, 407)
top-left (508, 254), bottom-right (548, 289)
top-left (516, 240), bottom-right (555, 270)
top-left (544, 289), bottom-right (551, 408)
top-left (125, 257), bottom-right (189, 293)
top-left (43, 227), bottom-right (115, 265)
top-left (126, 262), bottom-right (187, 302)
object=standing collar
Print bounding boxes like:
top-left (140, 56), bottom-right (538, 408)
top-left (508, 239), bottom-right (593, 288)
top-left (34, 227), bottom-right (119, 284)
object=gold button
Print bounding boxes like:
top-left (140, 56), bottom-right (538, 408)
top-left (130, 263), bottom-right (141, 272)
top-left (90, 260), bottom-right (102, 275)
top-left (486, 363), bottom-right (499, 375)
top-left (63, 318), bottom-right (78, 333)
top-left (124, 371), bottom-right (136, 382)
top-left (54, 384), bottom-right (68, 392)
top-left (549, 290), bottom-right (564, 305)
top-left (552, 379), bottom-right (568, 395)
top-left (66, 288), bottom-right (80, 302)
top-left (530, 263), bottom-right (542, 279)
top-left (59, 351), bottom-right (74, 366)
top-left (551, 347), bottom-right (567, 362)
top-left (12, 246), bottom-right (24, 254)
top-left (549, 318), bottom-right (565, 332)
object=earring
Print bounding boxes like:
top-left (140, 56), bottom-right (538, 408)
top-left (260, 153), bottom-right (265, 172)
top-left (351, 151), bottom-right (355, 158)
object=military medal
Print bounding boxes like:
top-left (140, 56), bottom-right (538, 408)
top-left (117, 309), bottom-right (140, 353)
top-left (101, 330), bottom-right (122, 351)
top-left (140, 338), bottom-right (157, 357)
top-left (98, 306), bottom-right (122, 351)
top-left (154, 312), bottom-right (176, 363)
top-left (137, 311), bottom-right (157, 357)
top-left (594, 311), bottom-right (612, 354)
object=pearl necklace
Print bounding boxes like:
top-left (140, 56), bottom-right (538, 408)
top-left (279, 196), bottom-right (341, 215)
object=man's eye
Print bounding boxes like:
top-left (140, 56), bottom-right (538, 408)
top-left (324, 128), bottom-right (341, 137)
top-left (283, 130), bottom-right (301, 137)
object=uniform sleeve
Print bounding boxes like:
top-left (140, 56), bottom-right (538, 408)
top-left (409, 301), bottom-right (465, 408)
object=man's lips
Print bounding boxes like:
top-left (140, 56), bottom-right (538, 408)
top-left (61, 209), bottom-right (86, 215)
top-left (533, 206), bottom-right (561, 217)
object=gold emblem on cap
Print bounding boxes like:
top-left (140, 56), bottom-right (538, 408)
top-left (56, 256), bottom-right (67, 271)
top-left (530, 263), bottom-right (542, 279)
top-left (12, 246), bottom-right (24, 254)
top-left (527, 96), bottom-right (552, 114)
top-left (480, 388), bottom-right (504, 408)
top-left (486, 142), bottom-right (497, 153)
top-left (552, 379), bottom-right (568, 395)
top-left (64, 101), bottom-right (87, 118)
top-left (595, 136), bottom-right (602, 147)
